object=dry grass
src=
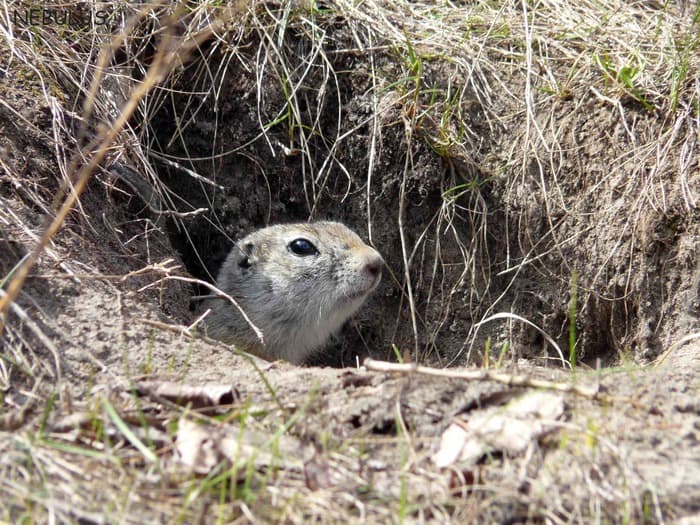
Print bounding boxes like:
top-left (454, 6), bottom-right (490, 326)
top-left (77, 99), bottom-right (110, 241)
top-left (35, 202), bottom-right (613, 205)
top-left (0, 0), bottom-right (698, 523)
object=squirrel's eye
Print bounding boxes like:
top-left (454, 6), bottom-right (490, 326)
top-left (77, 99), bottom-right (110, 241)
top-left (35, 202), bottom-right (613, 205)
top-left (288, 238), bottom-right (319, 256)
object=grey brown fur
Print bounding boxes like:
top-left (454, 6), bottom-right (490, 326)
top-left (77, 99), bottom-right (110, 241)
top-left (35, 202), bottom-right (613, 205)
top-left (202, 222), bottom-right (383, 364)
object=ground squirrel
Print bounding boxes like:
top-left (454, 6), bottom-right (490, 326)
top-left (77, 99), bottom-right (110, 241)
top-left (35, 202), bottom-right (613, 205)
top-left (202, 222), bottom-right (384, 364)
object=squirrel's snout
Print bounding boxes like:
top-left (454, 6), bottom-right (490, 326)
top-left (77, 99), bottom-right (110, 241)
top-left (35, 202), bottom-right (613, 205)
top-left (363, 252), bottom-right (384, 280)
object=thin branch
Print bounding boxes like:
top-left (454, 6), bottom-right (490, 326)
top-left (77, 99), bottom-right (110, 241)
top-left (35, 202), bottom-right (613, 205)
top-left (363, 358), bottom-right (612, 402)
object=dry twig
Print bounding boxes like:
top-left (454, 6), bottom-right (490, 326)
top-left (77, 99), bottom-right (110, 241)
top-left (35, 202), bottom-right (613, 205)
top-left (364, 358), bottom-right (610, 402)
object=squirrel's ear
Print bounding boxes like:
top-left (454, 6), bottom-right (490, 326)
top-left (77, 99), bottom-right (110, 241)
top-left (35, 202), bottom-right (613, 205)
top-left (236, 242), bottom-right (254, 270)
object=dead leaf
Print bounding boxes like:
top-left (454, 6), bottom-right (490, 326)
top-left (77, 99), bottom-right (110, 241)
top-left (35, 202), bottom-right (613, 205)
top-left (175, 418), bottom-right (230, 474)
top-left (433, 391), bottom-right (564, 468)
top-left (133, 381), bottom-right (239, 409)
top-left (174, 418), bottom-right (304, 476)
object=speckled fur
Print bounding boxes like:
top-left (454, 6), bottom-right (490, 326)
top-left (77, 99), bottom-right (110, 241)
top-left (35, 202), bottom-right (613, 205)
top-left (202, 222), bottom-right (383, 364)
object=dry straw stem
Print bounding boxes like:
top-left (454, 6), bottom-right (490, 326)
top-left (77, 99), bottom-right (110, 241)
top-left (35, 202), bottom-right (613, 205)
top-left (0, 289), bottom-right (61, 386)
top-left (363, 358), bottom-right (614, 403)
top-left (653, 331), bottom-right (700, 366)
top-left (0, 3), bottom-right (236, 334)
top-left (138, 272), bottom-right (266, 346)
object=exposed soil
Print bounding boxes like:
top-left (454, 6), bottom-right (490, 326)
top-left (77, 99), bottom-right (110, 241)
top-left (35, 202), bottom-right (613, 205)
top-left (0, 1), bottom-right (698, 523)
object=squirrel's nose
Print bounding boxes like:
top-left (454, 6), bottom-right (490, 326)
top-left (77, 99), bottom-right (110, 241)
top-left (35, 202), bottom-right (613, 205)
top-left (364, 253), bottom-right (384, 279)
